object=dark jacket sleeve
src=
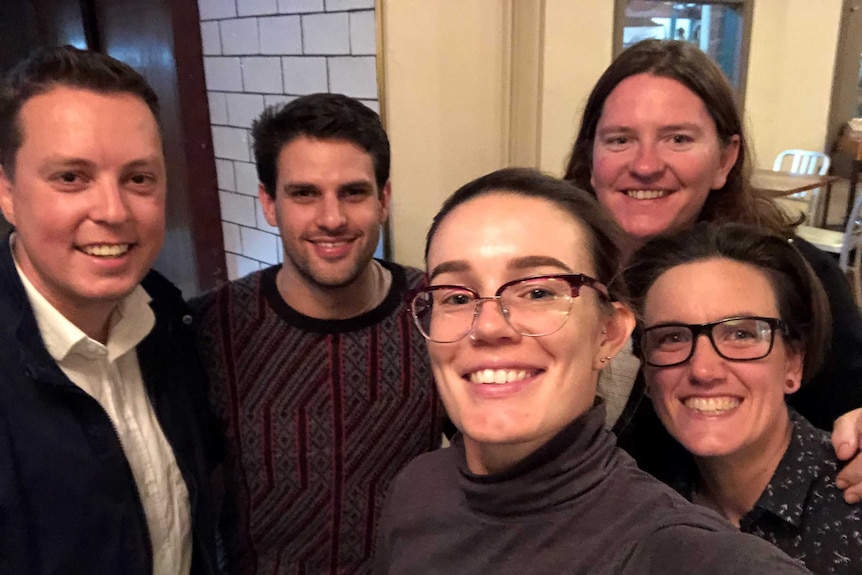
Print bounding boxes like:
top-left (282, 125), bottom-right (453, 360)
top-left (0, 400), bottom-right (36, 574)
top-left (789, 237), bottom-right (862, 429)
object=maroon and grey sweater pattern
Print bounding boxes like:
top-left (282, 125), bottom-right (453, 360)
top-left (191, 261), bottom-right (442, 575)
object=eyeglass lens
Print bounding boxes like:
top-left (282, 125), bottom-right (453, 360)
top-left (412, 276), bottom-right (576, 343)
top-left (643, 317), bottom-right (778, 367)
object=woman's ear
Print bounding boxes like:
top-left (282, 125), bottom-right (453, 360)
top-left (595, 302), bottom-right (635, 369)
top-left (784, 344), bottom-right (804, 395)
top-left (712, 134), bottom-right (741, 190)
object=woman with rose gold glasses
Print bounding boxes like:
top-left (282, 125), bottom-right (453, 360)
top-left (373, 168), bottom-right (809, 575)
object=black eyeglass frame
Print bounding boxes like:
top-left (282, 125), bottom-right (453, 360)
top-left (641, 315), bottom-right (791, 368)
top-left (406, 273), bottom-right (611, 343)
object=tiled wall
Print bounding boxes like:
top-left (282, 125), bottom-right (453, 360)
top-left (198, 0), bottom-right (379, 280)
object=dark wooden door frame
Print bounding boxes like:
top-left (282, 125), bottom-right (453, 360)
top-left (91, 0), bottom-right (226, 296)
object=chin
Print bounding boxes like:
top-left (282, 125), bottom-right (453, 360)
top-left (678, 435), bottom-right (740, 458)
top-left (460, 415), bottom-right (536, 446)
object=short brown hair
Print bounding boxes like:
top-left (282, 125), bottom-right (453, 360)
top-left (0, 45), bottom-right (159, 177)
top-left (624, 222), bottom-right (830, 385)
top-left (252, 93), bottom-right (389, 198)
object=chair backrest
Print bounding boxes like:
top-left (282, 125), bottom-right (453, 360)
top-left (773, 149), bottom-right (831, 175)
top-left (839, 192), bottom-right (862, 308)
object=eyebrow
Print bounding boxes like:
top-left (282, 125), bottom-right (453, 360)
top-left (646, 311), bottom-right (766, 328)
top-left (428, 255), bottom-right (574, 282)
top-left (40, 155), bottom-right (163, 171)
top-left (282, 179), bottom-right (374, 191)
top-left (122, 156), bottom-right (164, 170)
top-left (596, 122), bottom-right (703, 134)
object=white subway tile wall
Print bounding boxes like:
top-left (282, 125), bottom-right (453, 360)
top-left (237, 0), bottom-right (277, 17)
top-left (259, 16), bottom-right (302, 54)
top-left (215, 159), bottom-right (236, 192)
top-left (220, 18), bottom-right (260, 54)
top-left (302, 13), bottom-right (350, 54)
top-left (199, 0), bottom-right (379, 279)
top-left (278, 0), bottom-right (323, 14)
top-left (325, 0), bottom-right (373, 11)
top-left (200, 21), bottom-right (222, 55)
top-left (234, 161), bottom-right (260, 197)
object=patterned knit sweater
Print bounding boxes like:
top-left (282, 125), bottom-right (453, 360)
top-left (191, 261), bottom-right (443, 575)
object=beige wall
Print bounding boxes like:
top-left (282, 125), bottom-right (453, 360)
top-left (538, 0), bottom-right (614, 174)
top-left (381, 1), bottom-right (510, 267)
top-left (745, 0), bottom-right (842, 169)
top-left (381, 0), bottom-right (842, 266)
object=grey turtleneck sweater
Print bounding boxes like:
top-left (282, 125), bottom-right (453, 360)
top-left (374, 403), bottom-right (811, 575)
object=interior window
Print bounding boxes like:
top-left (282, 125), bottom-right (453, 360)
top-left (617, 1), bottom-right (749, 91)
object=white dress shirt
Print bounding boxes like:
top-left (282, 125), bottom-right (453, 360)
top-left (13, 247), bottom-right (192, 575)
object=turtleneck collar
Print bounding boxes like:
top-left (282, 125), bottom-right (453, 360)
top-left (453, 402), bottom-right (620, 518)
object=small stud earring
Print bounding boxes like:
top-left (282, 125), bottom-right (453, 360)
top-left (599, 355), bottom-right (612, 363)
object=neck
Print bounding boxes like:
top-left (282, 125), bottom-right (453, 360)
top-left (465, 441), bottom-right (539, 475)
top-left (620, 235), bottom-right (646, 264)
top-left (276, 259), bottom-right (390, 320)
top-left (464, 401), bottom-right (593, 475)
top-left (72, 307), bottom-right (113, 344)
top-left (693, 412), bottom-right (793, 526)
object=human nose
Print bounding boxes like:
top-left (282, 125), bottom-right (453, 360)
top-left (316, 194), bottom-right (347, 231)
top-left (630, 141), bottom-right (665, 180)
top-left (91, 180), bottom-right (131, 224)
top-left (687, 334), bottom-right (727, 384)
top-left (468, 297), bottom-right (519, 343)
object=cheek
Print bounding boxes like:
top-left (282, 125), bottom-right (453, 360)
top-left (647, 369), bottom-right (681, 411)
top-left (428, 342), bottom-right (455, 380)
top-left (683, 152), bottom-right (725, 192)
top-left (590, 154), bottom-right (617, 191)
top-left (277, 206), bottom-right (309, 235)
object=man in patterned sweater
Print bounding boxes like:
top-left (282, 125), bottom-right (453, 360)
top-left (191, 93), bottom-right (443, 574)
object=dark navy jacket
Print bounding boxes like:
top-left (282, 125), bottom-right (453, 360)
top-left (0, 233), bottom-right (222, 574)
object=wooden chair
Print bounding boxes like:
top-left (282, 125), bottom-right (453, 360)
top-left (774, 150), bottom-right (832, 225)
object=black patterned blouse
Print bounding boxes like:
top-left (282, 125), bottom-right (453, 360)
top-left (675, 408), bottom-right (862, 574)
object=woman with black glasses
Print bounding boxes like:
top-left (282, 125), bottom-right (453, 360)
top-left (625, 222), bottom-right (862, 574)
top-left (373, 168), bottom-right (810, 575)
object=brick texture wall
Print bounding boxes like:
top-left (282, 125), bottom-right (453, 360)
top-left (198, 0), bottom-right (378, 280)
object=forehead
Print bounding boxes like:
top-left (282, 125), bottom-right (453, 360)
top-left (275, 136), bottom-right (375, 182)
top-left (598, 73), bottom-right (713, 126)
top-left (644, 258), bottom-right (778, 320)
top-left (428, 192), bottom-right (594, 273)
top-left (16, 86), bottom-right (162, 161)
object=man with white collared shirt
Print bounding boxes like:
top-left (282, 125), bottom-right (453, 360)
top-left (0, 46), bottom-right (220, 574)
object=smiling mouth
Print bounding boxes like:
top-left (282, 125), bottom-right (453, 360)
top-left (79, 244), bottom-right (132, 258)
top-left (467, 369), bottom-right (539, 385)
top-left (683, 396), bottom-right (740, 415)
top-left (625, 190), bottom-right (670, 200)
top-left (314, 240), bottom-right (351, 247)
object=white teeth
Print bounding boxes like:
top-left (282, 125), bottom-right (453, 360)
top-left (684, 396), bottom-right (740, 414)
top-left (81, 244), bottom-right (130, 257)
top-left (468, 369), bottom-right (531, 385)
top-left (626, 190), bottom-right (669, 200)
top-left (317, 241), bottom-right (348, 248)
